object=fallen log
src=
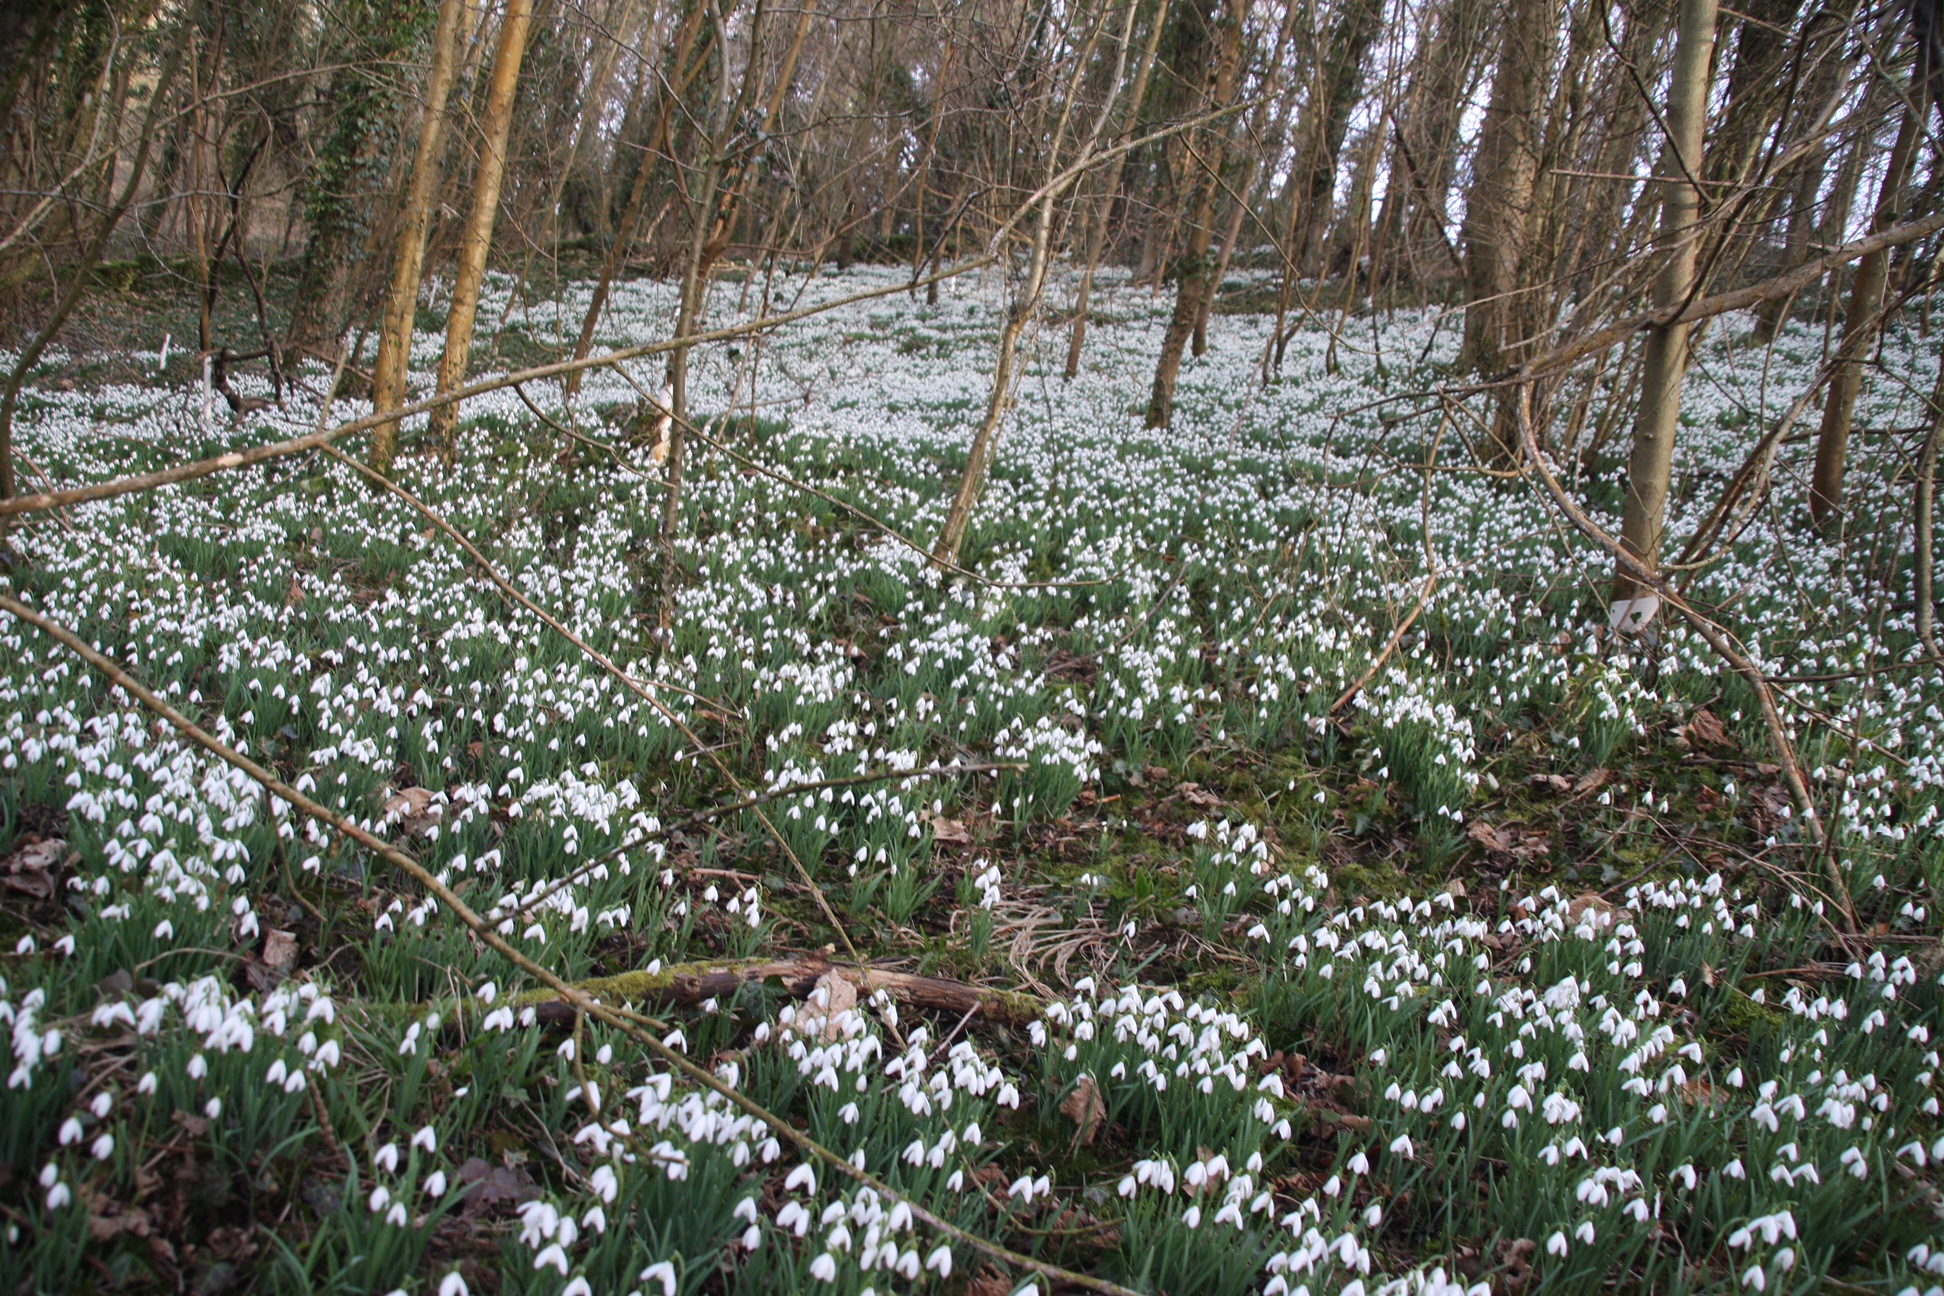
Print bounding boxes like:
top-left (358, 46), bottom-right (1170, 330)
top-left (512, 956), bottom-right (1044, 1027)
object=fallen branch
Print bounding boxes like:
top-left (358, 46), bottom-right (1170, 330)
top-left (514, 957), bottom-right (1044, 1027)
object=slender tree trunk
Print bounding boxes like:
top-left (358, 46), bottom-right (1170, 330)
top-left (426, 0), bottom-right (535, 452)
top-left (1144, 6), bottom-right (1242, 429)
top-left (1808, 103), bottom-right (1922, 529)
top-left (1, 13), bottom-right (191, 506)
top-left (1457, 0), bottom-right (1555, 377)
top-left (1611, 0), bottom-right (1718, 630)
top-left (369, 0), bottom-right (465, 475)
top-left (564, 0), bottom-right (709, 398)
top-left (932, 191), bottom-right (1062, 567)
top-left (1751, 150), bottom-right (1826, 344)
top-left (659, 0), bottom-right (772, 632)
top-left (1191, 169), bottom-right (1251, 356)
top-left (1064, 0), bottom-right (1169, 381)
top-left (934, 1), bottom-right (1129, 567)
top-left (1918, 365), bottom-right (1940, 658)
top-left (1288, 0), bottom-right (1382, 276)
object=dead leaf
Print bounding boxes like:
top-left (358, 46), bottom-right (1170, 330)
top-left (1500, 1237), bottom-right (1537, 1293)
top-left (1466, 817), bottom-right (1550, 863)
top-left (1177, 782), bottom-right (1223, 809)
top-left (1681, 1076), bottom-right (1723, 1107)
top-left (380, 787), bottom-right (444, 837)
top-left (1059, 1074), bottom-right (1106, 1148)
top-left (284, 575), bottom-right (305, 607)
top-left (88, 1206), bottom-right (152, 1241)
top-left (1572, 768), bottom-right (1610, 797)
top-left (456, 1156), bottom-right (539, 1213)
top-left (965, 1270), bottom-right (1015, 1296)
top-left (928, 816), bottom-right (971, 845)
top-left (1, 838), bottom-right (64, 899)
top-left (1565, 892), bottom-right (1635, 930)
top-left (1466, 821), bottom-right (1516, 854)
top-left (1686, 708), bottom-right (1732, 752)
top-left (262, 929), bottom-right (299, 972)
top-left (1044, 650), bottom-right (1096, 682)
top-left (809, 971), bottom-right (857, 1041)
top-left (1443, 879), bottom-right (1467, 900)
top-left (1527, 773), bottom-right (1573, 794)
top-left (241, 960), bottom-right (284, 994)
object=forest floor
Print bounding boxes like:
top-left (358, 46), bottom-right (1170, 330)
top-left (0, 262), bottom-right (1938, 1296)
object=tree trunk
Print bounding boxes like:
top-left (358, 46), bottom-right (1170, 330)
top-left (1288, 0), bottom-right (1382, 277)
top-left (1, 12), bottom-right (191, 506)
top-left (427, 0), bottom-right (536, 452)
top-left (1807, 102), bottom-right (1922, 530)
top-left (1063, 0), bottom-right (1169, 381)
top-left (564, 0), bottom-right (710, 399)
top-left (659, 0), bottom-right (773, 633)
top-left (1610, 0), bottom-right (1718, 631)
top-left (1456, 0), bottom-right (1555, 377)
top-left (1144, 5), bottom-right (1242, 429)
top-left (933, 1), bottom-right (1129, 568)
top-left (368, 0), bottom-right (466, 476)
top-left (1918, 364), bottom-right (1940, 658)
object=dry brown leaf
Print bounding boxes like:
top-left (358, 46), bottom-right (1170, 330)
top-left (1572, 768), bottom-right (1610, 797)
top-left (811, 971), bottom-right (857, 1041)
top-left (1466, 820), bottom-right (1516, 854)
top-left (1177, 782), bottom-right (1223, 809)
top-left (929, 816), bottom-right (971, 845)
top-left (1527, 773), bottom-right (1572, 794)
top-left (262, 929), bottom-right (299, 971)
top-left (88, 1206), bottom-right (152, 1242)
top-left (2, 838), bottom-right (64, 899)
top-left (1565, 892), bottom-right (1635, 930)
top-left (1686, 708), bottom-right (1732, 752)
top-left (964, 1271), bottom-right (1014, 1296)
top-left (456, 1156), bottom-right (540, 1213)
top-left (1059, 1074), bottom-right (1106, 1147)
top-left (1501, 1237), bottom-right (1537, 1293)
top-left (380, 787), bottom-right (444, 837)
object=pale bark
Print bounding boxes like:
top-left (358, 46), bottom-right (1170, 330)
top-left (427, 0), bottom-right (536, 451)
top-left (1456, 0), bottom-right (1556, 377)
top-left (565, 0), bottom-right (709, 400)
top-left (1144, 7), bottom-right (1243, 428)
top-left (1064, 0), bottom-right (1169, 381)
top-left (1611, 0), bottom-right (1718, 627)
top-left (934, 1), bottom-right (1133, 568)
top-left (1, 13), bottom-right (191, 505)
top-left (368, 0), bottom-right (466, 476)
top-left (1808, 103), bottom-right (1922, 530)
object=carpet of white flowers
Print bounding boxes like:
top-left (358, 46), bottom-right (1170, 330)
top-left (0, 263), bottom-right (1938, 1296)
